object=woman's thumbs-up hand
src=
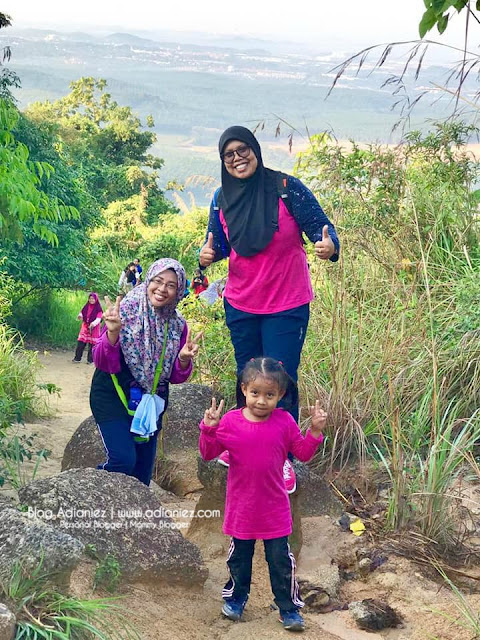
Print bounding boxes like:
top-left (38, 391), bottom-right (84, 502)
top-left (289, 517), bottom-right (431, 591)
top-left (199, 232), bottom-right (215, 267)
top-left (314, 225), bottom-right (336, 260)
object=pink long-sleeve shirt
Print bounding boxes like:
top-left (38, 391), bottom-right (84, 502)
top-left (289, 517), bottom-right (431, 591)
top-left (220, 201), bottom-right (314, 314)
top-left (199, 408), bottom-right (323, 540)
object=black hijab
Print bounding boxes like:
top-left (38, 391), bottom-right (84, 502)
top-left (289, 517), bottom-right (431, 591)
top-left (218, 126), bottom-right (279, 257)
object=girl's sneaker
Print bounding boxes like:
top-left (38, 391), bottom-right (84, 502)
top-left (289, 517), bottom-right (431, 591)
top-left (217, 451), bottom-right (230, 467)
top-left (279, 609), bottom-right (305, 631)
top-left (283, 459), bottom-right (297, 494)
top-left (222, 598), bottom-right (246, 621)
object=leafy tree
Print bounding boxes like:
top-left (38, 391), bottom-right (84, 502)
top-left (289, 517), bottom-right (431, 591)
top-left (0, 12), bottom-right (20, 100)
top-left (26, 77), bottom-right (175, 215)
top-left (0, 99), bottom-right (78, 247)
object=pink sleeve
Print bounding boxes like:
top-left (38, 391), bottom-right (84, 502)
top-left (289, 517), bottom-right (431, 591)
top-left (198, 420), bottom-right (224, 460)
top-left (92, 326), bottom-right (121, 373)
top-left (288, 416), bottom-right (324, 462)
top-left (169, 322), bottom-right (193, 384)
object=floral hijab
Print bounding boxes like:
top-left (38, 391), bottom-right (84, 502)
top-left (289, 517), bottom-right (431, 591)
top-left (119, 258), bottom-right (186, 393)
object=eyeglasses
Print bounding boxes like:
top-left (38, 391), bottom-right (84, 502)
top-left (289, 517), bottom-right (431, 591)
top-left (150, 277), bottom-right (177, 293)
top-left (221, 144), bottom-right (251, 165)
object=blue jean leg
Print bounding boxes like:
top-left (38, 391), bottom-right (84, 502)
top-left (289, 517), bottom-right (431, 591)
top-left (96, 417), bottom-right (161, 486)
top-left (224, 299), bottom-right (309, 422)
top-left (260, 304), bottom-right (310, 422)
top-left (224, 298), bottom-right (263, 408)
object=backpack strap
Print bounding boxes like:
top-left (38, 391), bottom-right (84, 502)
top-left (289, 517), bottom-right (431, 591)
top-left (212, 187), bottom-right (229, 258)
top-left (276, 171), bottom-right (293, 216)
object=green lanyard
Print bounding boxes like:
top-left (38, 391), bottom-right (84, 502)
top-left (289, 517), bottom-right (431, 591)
top-left (111, 321), bottom-right (169, 416)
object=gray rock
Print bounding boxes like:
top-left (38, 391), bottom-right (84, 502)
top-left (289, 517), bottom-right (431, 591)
top-left (349, 599), bottom-right (402, 631)
top-left (0, 603), bottom-right (15, 640)
top-left (300, 469), bottom-right (344, 518)
top-left (162, 384), bottom-right (214, 453)
top-left (0, 495), bottom-right (15, 511)
top-left (18, 468), bottom-right (208, 587)
top-left (298, 581), bottom-right (330, 610)
top-left (61, 416), bottom-right (104, 471)
top-left (0, 508), bottom-right (83, 583)
top-left (62, 383), bottom-right (215, 472)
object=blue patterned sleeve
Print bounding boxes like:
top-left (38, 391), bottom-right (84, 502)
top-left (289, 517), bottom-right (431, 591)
top-left (288, 176), bottom-right (340, 262)
top-left (199, 195), bottom-right (231, 269)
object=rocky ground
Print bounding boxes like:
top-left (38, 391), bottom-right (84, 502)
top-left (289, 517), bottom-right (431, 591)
top-left (2, 348), bottom-right (480, 640)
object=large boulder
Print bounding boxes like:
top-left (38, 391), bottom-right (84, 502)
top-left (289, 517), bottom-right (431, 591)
top-left (0, 507), bottom-right (83, 583)
top-left (300, 468), bottom-right (344, 518)
top-left (18, 468), bottom-right (208, 588)
top-left (187, 457), bottom-right (309, 558)
top-left (153, 449), bottom-right (203, 497)
top-left (162, 383), bottom-right (213, 453)
top-left (0, 603), bottom-right (15, 640)
top-left (62, 383), bottom-right (214, 472)
top-left (61, 416), bottom-right (104, 471)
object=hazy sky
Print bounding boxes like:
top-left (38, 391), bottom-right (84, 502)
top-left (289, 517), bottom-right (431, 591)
top-left (2, 0), bottom-right (470, 49)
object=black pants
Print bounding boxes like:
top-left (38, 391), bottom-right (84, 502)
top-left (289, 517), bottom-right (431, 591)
top-left (74, 340), bottom-right (93, 363)
top-left (222, 536), bottom-right (304, 612)
top-left (224, 299), bottom-right (309, 423)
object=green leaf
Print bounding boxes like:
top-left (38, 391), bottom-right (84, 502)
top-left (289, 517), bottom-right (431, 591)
top-left (437, 14), bottom-right (449, 33)
top-left (419, 8), bottom-right (438, 37)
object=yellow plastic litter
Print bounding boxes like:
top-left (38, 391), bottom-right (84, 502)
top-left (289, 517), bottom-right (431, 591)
top-left (350, 519), bottom-right (366, 536)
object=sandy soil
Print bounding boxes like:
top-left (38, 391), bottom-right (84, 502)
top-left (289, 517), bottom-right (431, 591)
top-left (3, 349), bottom-right (480, 640)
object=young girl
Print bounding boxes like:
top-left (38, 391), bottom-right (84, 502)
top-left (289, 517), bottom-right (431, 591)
top-left (199, 357), bottom-right (327, 632)
top-left (72, 292), bottom-right (103, 364)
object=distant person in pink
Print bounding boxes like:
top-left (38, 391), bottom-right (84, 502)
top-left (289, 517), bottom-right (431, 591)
top-left (199, 357), bottom-right (327, 632)
top-left (72, 292), bottom-right (103, 364)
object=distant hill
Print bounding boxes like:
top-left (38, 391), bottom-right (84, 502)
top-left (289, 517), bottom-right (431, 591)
top-left (1, 27), bottom-right (465, 205)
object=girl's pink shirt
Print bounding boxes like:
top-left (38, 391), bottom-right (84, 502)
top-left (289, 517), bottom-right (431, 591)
top-left (220, 200), bottom-right (313, 314)
top-left (199, 408), bottom-right (323, 540)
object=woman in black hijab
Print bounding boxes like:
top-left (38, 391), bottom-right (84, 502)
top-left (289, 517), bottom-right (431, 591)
top-left (199, 126), bottom-right (340, 489)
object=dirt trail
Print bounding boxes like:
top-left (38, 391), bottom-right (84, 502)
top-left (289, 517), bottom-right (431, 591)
top-left (4, 349), bottom-right (477, 640)
top-left (15, 349), bottom-right (94, 479)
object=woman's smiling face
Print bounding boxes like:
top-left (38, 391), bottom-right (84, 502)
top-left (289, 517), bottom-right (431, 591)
top-left (147, 269), bottom-right (178, 308)
top-left (222, 139), bottom-right (258, 179)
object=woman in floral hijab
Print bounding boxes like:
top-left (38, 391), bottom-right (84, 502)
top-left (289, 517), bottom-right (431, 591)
top-left (89, 258), bottom-right (202, 485)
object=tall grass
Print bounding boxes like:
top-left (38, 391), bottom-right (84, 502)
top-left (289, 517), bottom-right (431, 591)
top-left (0, 324), bottom-right (43, 427)
top-left (12, 289), bottom-right (93, 348)
top-left (2, 558), bottom-right (140, 640)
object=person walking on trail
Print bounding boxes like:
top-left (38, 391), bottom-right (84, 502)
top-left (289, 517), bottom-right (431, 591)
top-left (90, 258), bottom-right (203, 486)
top-left (199, 357), bottom-right (327, 632)
top-left (198, 125), bottom-right (339, 491)
top-left (72, 292), bottom-right (103, 364)
top-left (133, 257), bottom-right (143, 283)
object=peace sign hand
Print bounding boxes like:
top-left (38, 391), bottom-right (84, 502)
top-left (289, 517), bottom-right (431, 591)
top-left (314, 225), bottom-right (336, 261)
top-left (203, 397), bottom-right (225, 427)
top-left (178, 326), bottom-right (204, 369)
top-left (103, 295), bottom-right (122, 345)
top-left (309, 400), bottom-right (327, 438)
